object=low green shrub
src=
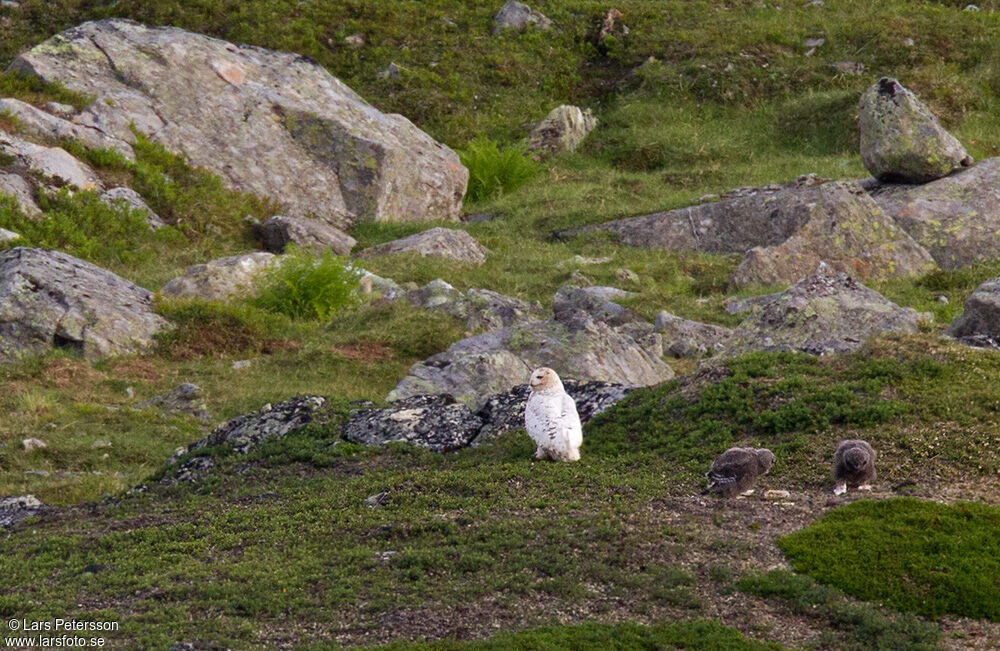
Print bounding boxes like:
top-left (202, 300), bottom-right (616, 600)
top-left (252, 246), bottom-right (360, 320)
top-left (460, 137), bottom-right (539, 203)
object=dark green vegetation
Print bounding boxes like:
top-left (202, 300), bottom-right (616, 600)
top-left (460, 137), bottom-right (539, 202)
top-left (252, 246), bottom-right (360, 320)
top-left (779, 499), bottom-right (1000, 622)
top-left (2, 0), bottom-right (1000, 648)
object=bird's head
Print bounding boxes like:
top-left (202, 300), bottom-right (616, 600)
top-left (529, 367), bottom-right (562, 393)
top-left (755, 448), bottom-right (775, 473)
top-left (844, 447), bottom-right (869, 471)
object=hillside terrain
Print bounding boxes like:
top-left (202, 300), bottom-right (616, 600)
top-left (1, 1), bottom-right (1000, 649)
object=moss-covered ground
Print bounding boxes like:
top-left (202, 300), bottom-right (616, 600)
top-left (1, 0), bottom-right (1000, 647)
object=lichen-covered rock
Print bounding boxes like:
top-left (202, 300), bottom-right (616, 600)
top-left (730, 181), bottom-right (936, 287)
top-left (472, 380), bottom-right (634, 446)
top-left (858, 78), bottom-right (970, 183)
top-left (99, 187), bottom-right (164, 229)
top-left (256, 214), bottom-right (356, 256)
top-left (0, 97), bottom-right (134, 160)
top-left (868, 157), bottom-right (1000, 269)
top-left (528, 105), bottom-right (597, 156)
top-left (388, 312), bottom-right (673, 406)
top-left (728, 271), bottom-right (924, 355)
top-left (161, 252), bottom-right (278, 301)
top-left (946, 277), bottom-right (1000, 348)
top-left (492, 1), bottom-right (553, 33)
top-left (180, 395), bottom-right (331, 458)
top-left (406, 279), bottom-right (545, 331)
top-left (552, 285), bottom-right (641, 327)
top-left (137, 383), bottom-right (209, 421)
top-left (654, 311), bottom-right (734, 358)
top-left (0, 495), bottom-right (44, 528)
top-left (361, 227), bottom-right (489, 265)
top-left (0, 247), bottom-right (168, 362)
top-left (0, 130), bottom-right (99, 189)
top-left (11, 19), bottom-right (467, 227)
top-left (344, 394), bottom-right (482, 453)
top-left (0, 172), bottom-right (40, 217)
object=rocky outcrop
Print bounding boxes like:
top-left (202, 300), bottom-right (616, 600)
top-left (728, 271), bottom-right (924, 355)
top-left (256, 214), bottom-right (356, 256)
top-left (0, 228), bottom-right (20, 243)
top-left (868, 158), bottom-right (1000, 269)
top-left (946, 277), bottom-right (1000, 348)
top-left (137, 383), bottom-right (209, 422)
top-left (161, 252), bottom-right (278, 301)
top-left (0, 172), bottom-right (40, 216)
top-left (99, 187), bottom-right (165, 229)
top-left (388, 290), bottom-right (673, 405)
top-left (0, 495), bottom-right (45, 528)
top-left (361, 227), bottom-right (489, 265)
top-left (557, 176), bottom-right (935, 286)
top-left (528, 105), bottom-right (597, 156)
top-left (858, 78), bottom-right (970, 184)
top-left (492, 1), bottom-right (553, 33)
top-left (406, 279), bottom-right (545, 331)
top-left (0, 97), bottom-right (133, 160)
top-left (11, 19), bottom-right (468, 227)
top-left (344, 394), bottom-right (483, 453)
top-left (0, 130), bottom-right (99, 189)
top-left (654, 311), bottom-right (734, 358)
top-left (731, 182), bottom-right (936, 287)
top-left (0, 247), bottom-right (169, 362)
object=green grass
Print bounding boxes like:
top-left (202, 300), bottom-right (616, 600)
top-left (779, 498), bottom-right (1000, 622)
top-left (460, 137), bottom-right (540, 202)
top-left (252, 246), bottom-right (360, 321)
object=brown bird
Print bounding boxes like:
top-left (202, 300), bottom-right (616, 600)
top-left (832, 439), bottom-right (876, 495)
top-left (705, 447), bottom-right (775, 497)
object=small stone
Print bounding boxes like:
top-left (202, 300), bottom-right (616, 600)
top-left (21, 437), bottom-right (46, 452)
top-left (24, 469), bottom-right (49, 477)
top-left (936, 295), bottom-right (949, 304)
top-left (831, 61), bottom-right (865, 76)
top-left (964, 4), bottom-right (980, 11)
top-left (43, 101), bottom-right (74, 116)
top-left (136, 383), bottom-right (210, 422)
top-left (364, 490), bottom-right (391, 509)
top-left (256, 214), bottom-right (356, 256)
top-left (462, 212), bottom-right (507, 223)
top-left (558, 255), bottom-right (613, 268)
top-left (343, 33), bottom-right (365, 48)
top-left (528, 105), bottom-right (597, 156)
top-left (492, 1), bottom-right (553, 34)
top-left (903, 38), bottom-right (915, 47)
top-left (0, 228), bottom-right (20, 244)
top-left (378, 62), bottom-right (402, 81)
top-left (232, 360), bottom-right (251, 370)
top-left (616, 267), bottom-right (639, 284)
top-left (125, 386), bottom-right (134, 398)
top-left (765, 489), bottom-right (791, 499)
top-left (0, 0), bottom-right (22, 8)
top-left (803, 37), bottom-right (825, 48)
top-left (91, 440), bottom-right (112, 449)
top-left (698, 193), bottom-right (718, 203)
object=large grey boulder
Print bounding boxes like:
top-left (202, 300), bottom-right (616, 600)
top-left (256, 214), bottom-right (356, 256)
top-left (344, 394), bottom-right (483, 453)
top-left (10, 19), bottom-right (468, 228)
top-left (161, 252), bottom-right (278, 301)
top-left (388, 310), bottom-right (673, 406)
top-left (406, 279), bottom-right (545, 331)
top-left (0, 247), bottom-right (168, 361)
top-left (868, 158), bottom-right (1000, 269)
top-left (528, 105), bottom-right (597, 156)
top-left (858, 78), bottom-right (970, 184)
top-left (0, 97), bottom-right (134, 160)
top-left (558, 176), bottom-right (935, 287)
top-left (361, 227), bottom-right (489, 265)
top-left (0, 130), bottom-right (99, 190)
top-left (730, 182), bottom-right (935, 287)
top-left (184, 395), bottom-right (331, 457)
top-left (946, 277), bottom-right (1000, 348)
top-left (492, 1), bottom-right (553, 33)
top-left (0, 495), bottom-right (45, 528)
top-left (728, 271), bottom-right (924, 355)
top-left (0, 172), bottom-right (40, 217)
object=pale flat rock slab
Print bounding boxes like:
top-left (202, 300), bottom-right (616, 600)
top-left (361, 227), bottom-right (488, 265)
top-left (161, 252), bottom-right (278, 301)
top-left (858, 78), bottom-right (970, 184)
top-left (946, 277), bottom-right (1000, 349)
top-left (0, 97), bottom-right (134, 160)
top-left (869, 157), bottom-right (1000, 269)
top-left (0, 172), bottom-right (40, 216)
top-left (529, 105), bottom-right (597, 156)
top-left (257, 214), bottom-right (356, 256)
top-left (0, 130), bottom-right (99, 189)
top-left (99, 187), bottom-right (165, 229)
top-left (728, 271), bottom-right (923, 356)
top-left (0, 247), bottom-right (168, 361)
top-left (731, 181), bottom-right (936, 287)
top-left (10, 19), bottom-right (467, 228)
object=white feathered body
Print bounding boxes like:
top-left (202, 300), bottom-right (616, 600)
top-left (525, 385), bottom-right (583, 461)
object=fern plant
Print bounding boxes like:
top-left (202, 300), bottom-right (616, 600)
top-left (460, 137), bottom-right (539, 203)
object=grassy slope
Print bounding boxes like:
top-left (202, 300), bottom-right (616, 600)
top-left (1, 0), bottom-right (1000, 648)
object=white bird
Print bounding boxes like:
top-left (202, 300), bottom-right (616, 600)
top-left (524, 367), bottom-right (583, 462)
